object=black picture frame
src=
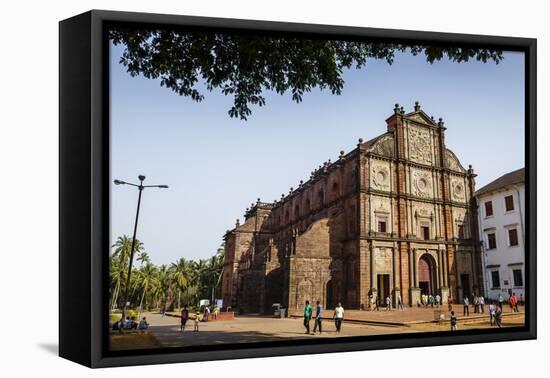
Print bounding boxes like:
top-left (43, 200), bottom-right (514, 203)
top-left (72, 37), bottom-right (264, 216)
top-left (59, 9), bottom-right (537, 368)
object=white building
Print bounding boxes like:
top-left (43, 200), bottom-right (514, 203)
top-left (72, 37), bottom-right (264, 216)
top-left (476, 168), bottom-right (525, 301)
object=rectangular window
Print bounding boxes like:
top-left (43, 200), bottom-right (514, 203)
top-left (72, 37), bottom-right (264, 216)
top-left (513, 269), bottom-right (523, 287)
top-left (491, 270), bottom-right (500, 288)
top-left (484, 201), bottom-right (493, 217)
top-left (487, 232), bottom-right (497, 250)
top-left (458, 224), bottom-right (464, 239)
top-left (377, 218), bottom-right (387, 233)
top-left (505, 195), bottom-right (514, 211)
top-left (421, 225), bottom-right (430, 240)
top-left (508, 228), bottom-right (519, 246)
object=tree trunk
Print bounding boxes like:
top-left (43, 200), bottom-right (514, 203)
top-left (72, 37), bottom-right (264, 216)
top-left (111, 280), bottom-right (120, 310)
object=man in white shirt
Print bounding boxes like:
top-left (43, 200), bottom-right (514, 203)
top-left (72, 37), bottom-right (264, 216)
top-left (479, 296), bottom-right (485, 313)
top-left (333, 302), bottom-right (345, 333)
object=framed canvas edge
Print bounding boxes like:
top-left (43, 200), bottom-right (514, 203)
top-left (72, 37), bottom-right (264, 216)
top-left (58, 9), bottom-right (537, 369)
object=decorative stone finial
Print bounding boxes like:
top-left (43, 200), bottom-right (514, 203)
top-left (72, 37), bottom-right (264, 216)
top-left (414, 101), bottom-right (421, 112)
top-left (438, 117), bottom-right (444, 127)
top-left (394, 103), bottom-right (400, 114)
top-left (236, 218), bottom-right (240, 227)
top-left (289, 187), bottom-right (293, 194)
top-left (400, 106), bottom-right (405, 114)
top-left (358, 138), bottom-right (364, 144)
top-left (257, 197), bottom-right (261, 204)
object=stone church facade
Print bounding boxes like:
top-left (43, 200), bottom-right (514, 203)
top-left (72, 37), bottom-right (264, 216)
top-left (221, 102), bottom-right (483, 313)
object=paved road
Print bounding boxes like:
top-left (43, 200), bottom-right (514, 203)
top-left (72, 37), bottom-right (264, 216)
top-left (289, 304), bottom-right (526, 324)
top-left (143, 312), bottom-right (406, 348)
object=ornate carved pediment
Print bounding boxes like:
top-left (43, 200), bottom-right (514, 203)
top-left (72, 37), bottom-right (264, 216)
top-left (445, 149), bottom-right (466, 172)
top-left (368, 134), bottom-right (394, 157)
top-left (407, 112), bottom-right (435, 125)
top-left (408, 126), bottom-right (433, 165)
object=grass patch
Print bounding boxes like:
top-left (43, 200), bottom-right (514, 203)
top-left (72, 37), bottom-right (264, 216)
top-left (109, 313), bottom-right (121, 323)
top-left (110, 331), bottom-right (161, 350)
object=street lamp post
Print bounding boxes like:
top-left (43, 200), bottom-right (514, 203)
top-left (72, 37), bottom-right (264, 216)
top-left (114, 175), bottom-right (168, 321)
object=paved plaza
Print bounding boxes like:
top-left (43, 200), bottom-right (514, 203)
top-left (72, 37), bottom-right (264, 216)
top-left (110, 306), bottom-right (525, 350)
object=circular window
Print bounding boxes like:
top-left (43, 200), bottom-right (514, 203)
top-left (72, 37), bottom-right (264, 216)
top-left (376, 171), bottom-right (386, 184)
top-left (417, 178), bottom-right (427, 191)
top-left (454, 183), bottom-right (463, 196)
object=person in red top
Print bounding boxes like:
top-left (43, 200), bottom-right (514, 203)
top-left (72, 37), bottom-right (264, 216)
top-left (510, 293), bottom-right (519, 312)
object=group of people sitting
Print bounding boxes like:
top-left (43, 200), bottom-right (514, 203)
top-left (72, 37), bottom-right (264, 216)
top-left (111, 316), bottom-right (149, 331)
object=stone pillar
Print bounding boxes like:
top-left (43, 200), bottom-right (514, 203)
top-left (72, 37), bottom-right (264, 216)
top-left (437, 250), bottom-right (443, 292)
top-left (369, 242), bottom-right (377, 302)
top-left (409, 248), bottom-right (421, 306)
top-left (392, 247), bottom-right (400, 307)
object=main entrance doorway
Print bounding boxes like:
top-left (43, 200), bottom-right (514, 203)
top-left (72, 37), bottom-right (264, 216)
top-left (418, 254), bottom-right (436, 296)
top-left (377, 274), bottom-right (390, 304)
top-left (461, 274), bottom-right (471, 299)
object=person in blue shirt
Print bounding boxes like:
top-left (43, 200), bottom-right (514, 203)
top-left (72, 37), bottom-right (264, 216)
top-left (313, 301), bottom-right (323, 334)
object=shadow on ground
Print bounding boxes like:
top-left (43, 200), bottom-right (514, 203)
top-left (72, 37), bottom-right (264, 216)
top-left (38, 343), bottom-right (58, 355)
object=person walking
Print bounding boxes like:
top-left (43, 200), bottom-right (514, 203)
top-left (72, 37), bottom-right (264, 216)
top-left (313, 301), bottom-right (323, 334)
top-left (489, 302), bottom-right (496, 326)
top-left (497, 293), bottom-right (504, 310)
top-left (303, 300), bottom-right (312, 334)
top-left (435, 294), bottom-right (441, 308)
top-left (161, 304), bottom-right (166, 318)
top-left (180, 306), bottom-right (189, 332)
top-left (473, 296), bottom-right (479, 313)
top-left (368, 294), bottom-right (374, 311)
top-left (203, 306), bottom-right (210, 322)
top-left (495, 305), bottom-right (503, 328)
top-left (397, 294), bottom-right (404, 311)
top-left (511, 293), bottom-right (519, 312)
top-left (519, 293), bottom-right (524, 306)
top-left (429, 294), bottom-right (434, 308)
top-left (333, 302), bottom-right (345, 333)
top-left (479, 296), bottom-right (485, 313)
top-left (193, 311), bottom-right (200, 332)
top-left (450, 311), bottom-right (457, 331)
top-left (463, 296), bottom-right (470, 316)
top-left (375, 296), bottom-right (380, 311)
top-left (385, 295), bottom-right (391, 311)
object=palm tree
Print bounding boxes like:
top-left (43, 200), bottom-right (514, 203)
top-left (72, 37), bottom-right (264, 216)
top-left (170, 258), bottom-right (194, 309)
top-left (110, 235), bottom-right (144, 309)
top-left (137, 250), bottom-right (150, 266)
top-left (137, 262), bottom-right (158, 310)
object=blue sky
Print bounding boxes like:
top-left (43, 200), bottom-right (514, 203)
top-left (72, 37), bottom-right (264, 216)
top-left (110, 41), bottom-right (524, 265)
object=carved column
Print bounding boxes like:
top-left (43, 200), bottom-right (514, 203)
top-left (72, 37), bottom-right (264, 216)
top-left (409, 249), bottom-right (414, 287)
